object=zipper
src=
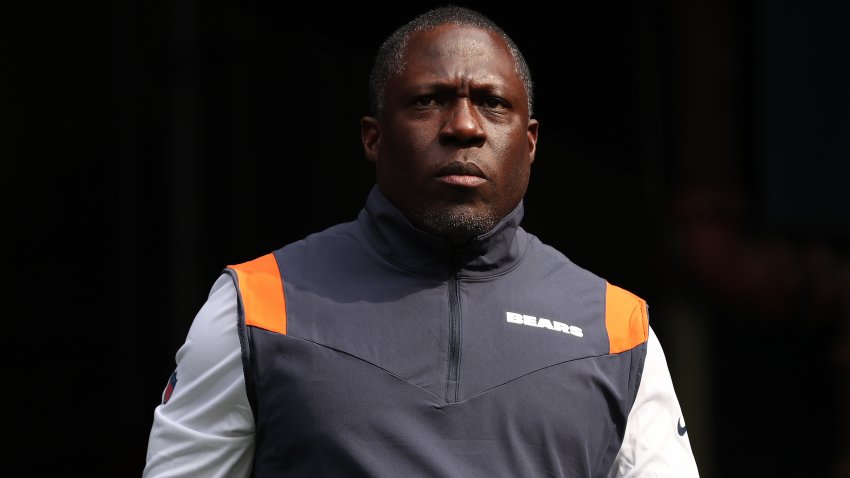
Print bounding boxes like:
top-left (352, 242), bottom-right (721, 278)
top-left (445, 247), bottom-right (463, 402)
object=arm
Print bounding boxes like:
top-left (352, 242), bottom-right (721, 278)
top-left (143, 274), bottom-right (255, 478)
top-left (609, 327), bottom-right (700, 477)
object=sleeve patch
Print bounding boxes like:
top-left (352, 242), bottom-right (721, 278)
top-left (162, 370), bottom-right (178, 404)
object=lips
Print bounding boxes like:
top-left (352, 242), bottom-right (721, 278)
top-left (435, 161), bottom-right (486, 179)
top-left (434, 161), bottom-right (488, 187)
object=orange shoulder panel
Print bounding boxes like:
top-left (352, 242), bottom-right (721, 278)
top-left (605, 282), bottom-right (649, 354)
top-left (227, 253), bottom-right (287, 335)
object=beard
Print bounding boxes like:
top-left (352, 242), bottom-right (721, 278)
top-left (407, 202), bottom-right (500, 244)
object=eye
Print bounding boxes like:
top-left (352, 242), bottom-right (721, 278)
top-left (412, 95), bottom-right (438, 107)
top-left (480, 96), bottom-right (509, 110)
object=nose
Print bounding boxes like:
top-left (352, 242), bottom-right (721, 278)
top-left (439, 99), bottom-right (486, 147)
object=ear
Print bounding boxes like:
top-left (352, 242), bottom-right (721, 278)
top-left (360, 116), bottom-right (381, 163)
top-left (527, 118), bottom-right (539, 165)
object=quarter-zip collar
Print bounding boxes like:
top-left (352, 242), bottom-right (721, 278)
top-left (358, 185), bottom-right (529, 278)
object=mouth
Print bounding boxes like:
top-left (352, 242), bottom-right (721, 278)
top-left (434, 161), bottom-right (487, 187)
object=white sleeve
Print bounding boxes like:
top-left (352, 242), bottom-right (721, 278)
top-left (143, 274), bottom-right (255, 478)
top-left (608, 326), bottom-right (700, 477)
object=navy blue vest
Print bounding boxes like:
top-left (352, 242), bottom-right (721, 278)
top-left (226, 186), bottom-right (648, 478)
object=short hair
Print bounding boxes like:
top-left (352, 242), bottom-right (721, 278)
top-left (368, 5), bottom-right (534, 118)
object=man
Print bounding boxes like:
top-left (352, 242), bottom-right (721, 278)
top-left (144, 6), bottom-right (699, 477)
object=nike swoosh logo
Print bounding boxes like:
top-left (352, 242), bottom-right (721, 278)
top-left (677, 417), bottom-right (687, 436)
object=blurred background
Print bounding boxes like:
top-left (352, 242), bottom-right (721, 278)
top-left (6, 0), bottom-right (848, 476)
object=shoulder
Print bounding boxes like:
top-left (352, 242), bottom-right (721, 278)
top-left (520, 230), bottom-right (606, 284)
top-left (604, 282), bottom-right (649, 353)
top-left (521, 231), bottom-right (649, 352)
top-left (180, 274), bottom-right (242, 370)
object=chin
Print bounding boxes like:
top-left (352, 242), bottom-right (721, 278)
top-left (410, 204), bottom-right (498, 240)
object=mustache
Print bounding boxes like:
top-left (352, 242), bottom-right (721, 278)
top-left (435, 161), bottom-right (486, 178)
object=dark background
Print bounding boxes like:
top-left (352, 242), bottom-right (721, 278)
top-left (6, 0), bottom-right (849, 476)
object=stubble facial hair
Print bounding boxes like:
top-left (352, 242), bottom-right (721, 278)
top-left (407, 203), bottom-right (499, 244)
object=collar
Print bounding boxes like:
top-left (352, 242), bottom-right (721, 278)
top-left (358, 185), bottom-right (529, 278)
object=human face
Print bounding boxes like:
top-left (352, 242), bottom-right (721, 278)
top-left (361, 24), bottom-right (539, 244)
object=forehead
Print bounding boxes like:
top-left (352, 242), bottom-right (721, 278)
top-left (400, 24), bottom-right (519, 81)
